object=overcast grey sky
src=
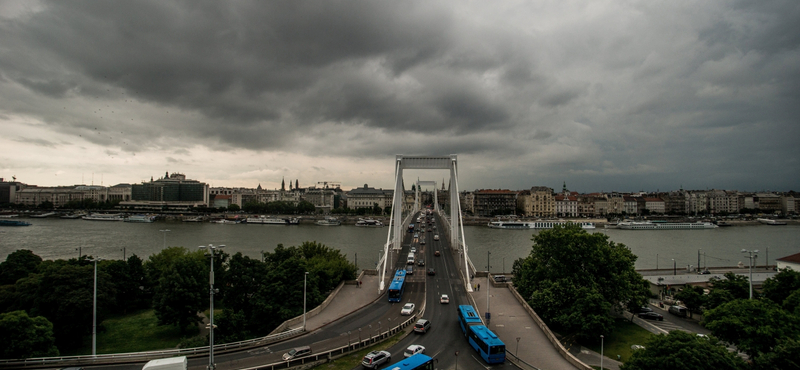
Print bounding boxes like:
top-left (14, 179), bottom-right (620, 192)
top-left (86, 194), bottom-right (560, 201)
top-left (1, 0), bottom-right (798, 192)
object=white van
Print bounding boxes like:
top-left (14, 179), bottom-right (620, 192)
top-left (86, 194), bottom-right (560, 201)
top-left (142, 356), bottom-right (187, 370)
top-left (407, 253), bottom-right (415, 265)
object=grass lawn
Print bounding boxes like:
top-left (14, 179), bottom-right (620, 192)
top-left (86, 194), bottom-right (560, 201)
top-left (312, 331), bottom-right (405, 370)
top-left (94, 309), bottom-right (202, 354)
top-left (580, 318), bottom-right (655, 363)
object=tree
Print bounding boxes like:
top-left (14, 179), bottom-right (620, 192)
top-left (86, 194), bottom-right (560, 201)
top-left (227, 203), bottom-right (241, 212)
top-left (511, 224), bottom-right (649, 341)
top-left (704, 298), bottom-right (800, 359)
top-left (0, 310), bottom-right (59, 359)
top-left (705, 272), bottom-right (751, 310)
top-left (296, 201), bottom-right (315, 214)
top-left (761, 268), bottom-right (800, 306)
top-left (674, 285), bottom-right (706, 318)
top-left (621, 330), bottom-right (746, 370)
top-left (0, 249), bottom-right (43, 285)
top-left (751, 337), bottom-right (800, 370)
top-left (152, 255), bottom-right (206, 333)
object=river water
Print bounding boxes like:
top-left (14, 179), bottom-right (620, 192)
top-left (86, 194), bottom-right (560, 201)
top-left (1, 219), bottom-right (798, 272)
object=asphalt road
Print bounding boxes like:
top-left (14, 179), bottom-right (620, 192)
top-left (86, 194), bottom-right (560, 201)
top-left (73, 211), bottom-right (510, 370)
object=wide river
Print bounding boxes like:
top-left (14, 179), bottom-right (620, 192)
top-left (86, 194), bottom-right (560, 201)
top-left (1, 218), bottom-right (798, 273)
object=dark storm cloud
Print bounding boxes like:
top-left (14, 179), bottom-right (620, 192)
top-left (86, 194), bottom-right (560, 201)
top-left (1, 0), bottom-right (799, 191)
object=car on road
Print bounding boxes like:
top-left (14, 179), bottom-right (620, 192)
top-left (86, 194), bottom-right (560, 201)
top-left (282, 346), bottom-right (312, 360)
top-left (400, 303), bottom-right (415, 315)
top-left (404, 344), bottom-right (425, 357)
top-left (413, 319), bottom-right (431, 334)
top-left (427, 268), bottom-right (436, 276)
top-left (417, 259), bottom-right (425, 266)
top-left (638, 311), bottom-right (664, 321)
top-left (433, 234), bottom-right (439, 241)
top-left (635, 306), bottom-right (653, 313)
top-left (362, 350), bottom-right (391, 369)
top-left (440, 294), bottom-right (449, 304)
top-left (413, 233), bottom-right (419, 238)
top-left (434, 250), bottom-right (440, 256)
top-left (411, 247), bottom-right (416, 253)
top-left (420, 239), bottom-right (425, 245)
top-left (406, 265), bottom-right (413, 275)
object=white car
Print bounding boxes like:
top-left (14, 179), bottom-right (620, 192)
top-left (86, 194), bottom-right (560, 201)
top-left (404, 344), bottom-right (425, 358)
top-left (440, 294), bottom-right (449, 304)
top-left (411, 247), bottom-right (416, 253)
top-left (433, 235), bottom-right (439, 241)
top-left (400, 303), bottom-right (415, 315)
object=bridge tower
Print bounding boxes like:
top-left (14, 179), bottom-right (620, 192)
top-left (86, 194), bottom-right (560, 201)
top-left (379, 155), bottom-right (471, 293)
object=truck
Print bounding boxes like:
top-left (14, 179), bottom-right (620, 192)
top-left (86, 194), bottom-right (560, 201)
top-left (142, 356), bottom-right (187, 370)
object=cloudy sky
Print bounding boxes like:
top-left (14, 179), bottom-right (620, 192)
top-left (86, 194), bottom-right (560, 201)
top-left (1, 0), bottom-right (798, 193)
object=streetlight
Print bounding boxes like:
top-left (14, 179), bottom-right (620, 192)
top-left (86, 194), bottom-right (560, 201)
top-left (600, 335), bottom-right (604, 370)
top-left (516, 337), bottom-right (520, 356)
top-left (88, 257), bottom-right (103, 357)
top-left (672, 258), bottom-right (676, 276)
top-left (303, 271), bottom-right (309, 330)
top-left (742, 249), bottom-right (759, 299)
top-left (487, 251), bottom-right (491, 317)
top-left (199, 244), bottom-right (224, 370)
top-left (159, 229), bottom-right (170, 249)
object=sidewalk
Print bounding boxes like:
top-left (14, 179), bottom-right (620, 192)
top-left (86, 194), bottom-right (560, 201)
top-left (469, 276), bottom-right (580, 370)
top-left (298, 274), bottom-right (384, 331)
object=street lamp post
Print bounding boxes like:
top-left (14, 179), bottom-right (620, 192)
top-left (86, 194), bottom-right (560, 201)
top-left (672, 258), bottom-right (676, 276)
top-left (199, 244), bottom-right (224, 370)
top-left (741, 249), bottom-right (759, 299)
top-left (159, 229), bottom-right (170, 249)
top-left (600, 334), bottom-right (604, 370)
top-left (88, 257), bottom-right (103, 357)
top-left (516, 337), bottom-right (520, 356)
top-left (303, 271), bottom-right (309, 330)
top-left (486, 251), bottom-right (491, 318)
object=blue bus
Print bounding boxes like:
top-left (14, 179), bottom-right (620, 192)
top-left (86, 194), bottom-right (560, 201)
top-left (457, 305), bottom-right (482, 333)
top-left (457, 305), bottom-right (505, 364)
top-left (388, 269), bottom-right (407, 302)
top-left (384, 354), bottom-right (434, 370)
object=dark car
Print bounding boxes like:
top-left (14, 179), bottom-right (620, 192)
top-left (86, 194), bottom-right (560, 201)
top-left (638, 312), bottom-right (664, 321)
top-left (417, 259), bottom-right (425, 266)
top-left (427, 268), bottom-right (436, 276)
top-left (635, 306), bottom-right (653, 313)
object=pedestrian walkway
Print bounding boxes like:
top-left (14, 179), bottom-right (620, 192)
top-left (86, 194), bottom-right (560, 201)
top-left (298, 274), bottom-right (384, 332)
top-left (469, 276), bottom-right (582, 370)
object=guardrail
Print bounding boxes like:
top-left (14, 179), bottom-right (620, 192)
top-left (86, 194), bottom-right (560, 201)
top-left (0, 279), bottom-right (351, 369)
top-left (240, 313), bottom-right (420, 370)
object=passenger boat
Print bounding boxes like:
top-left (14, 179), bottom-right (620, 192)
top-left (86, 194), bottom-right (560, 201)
top-left (211, 219), bottom-right (239, 224)
top-left (82, 213), bottom-right (125, 221)
top-left (0, 220), bottom-right (31, 226)
top-left (0, 213), bottom-right (20, 218)
top-left (757, 218), bottom-right (787, 226)
top-left (246, 216), bottom-right (294, 225)
top-left (355, 218), bottom-right (384, 227)
top-left (487, 220), bottom-right (595, 229)
top-left (316, 217), bottom-right (341, 226)
top-left (29, 212), bottom-right (57, 218)
top-left (125, 214), bottom-right (156, 223)
top-left (182, 216), bottom-right (204, 222)
top-left (617, 221), bottom-right (718, 230)
top-left (60, 213), bottom-right (85, 219)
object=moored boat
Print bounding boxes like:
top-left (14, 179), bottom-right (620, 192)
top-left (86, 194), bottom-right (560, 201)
top-left (488, 220), bottom-right (595, 230)
top-left (82, 213), bottom-right (125, 221)
top-left (60, 213), bottom-right (86, 219)
top-left (211, 219), bottom-right (240, 224)
top-left (0, 219), bottom-right (31, 226)
top-left (182, 216), bottom-right (205, 222)
top-left (30, 212), bottom-right (57, 218)
top-left (617, 221), bottom-right (718, 230)
top-left (246, 216), bottom-right (290, 225)
top-left (316, 217), bottom-right (341, 226)
top-left (125, 214), bottom-right (156, 223)
top-left (757, 218), bottom-right (787, 226)
top-left (355, 218), bottom-right (383, 227)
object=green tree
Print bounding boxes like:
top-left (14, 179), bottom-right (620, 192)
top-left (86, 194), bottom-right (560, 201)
top-left (621, 330), bottom-right (745, 370)
top-left (227, 203), bottom-right (241, 212)
top-left (674, 285), bottom-right (706, 318)
top-left (751, 337), bottom-right (800, 370)
top-left (0, 310), bottom-right (59, 359)
top-left (704, 298), bottom-right (800, 359)
top-left (0, 249), bottom-right (43, 285)
top-left (761, 268), bottom-right (800, 305)
top-left (511, 225), bottom-right (649, 341)
top-left (709, 272), bottom-right (750, 299)
top-left (152, 255), bottom-right (206, 333)
top-left (297, 201), bottom-right (315, 214)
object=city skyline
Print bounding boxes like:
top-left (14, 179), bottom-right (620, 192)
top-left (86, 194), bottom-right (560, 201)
top-left (1, 1), bottom-right (798, 192)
